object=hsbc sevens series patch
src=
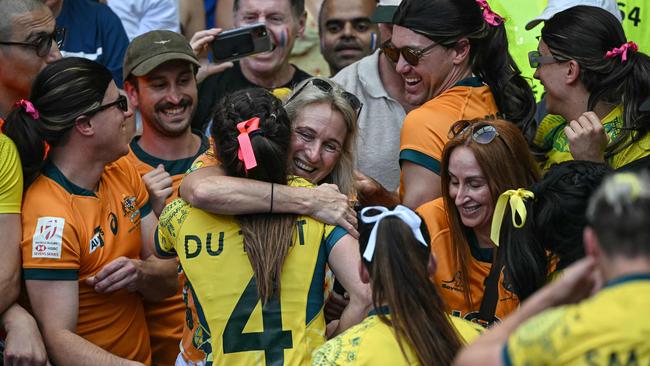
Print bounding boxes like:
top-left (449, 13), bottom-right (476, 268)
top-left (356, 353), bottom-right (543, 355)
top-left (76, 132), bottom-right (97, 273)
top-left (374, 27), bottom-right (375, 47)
top-left (32, 217), bottom-right (65, 259)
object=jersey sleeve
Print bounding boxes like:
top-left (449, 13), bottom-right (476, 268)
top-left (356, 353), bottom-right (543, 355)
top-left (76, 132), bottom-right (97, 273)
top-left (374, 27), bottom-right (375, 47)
top-left (311, 337), bottom-right (345, 366)
top-left (22, 213), bottom-right (82, 281)
top-left (0, 135), bottom-right (23, 214)
top-left (503, 307), bottom-right (568, 366)
top-left (399, 107), bottom-right (448, 175)
top-left (154, 198), bottom-right (191, 257)
top-left (323, 225), bottom-right (348, 257)
top-left (185, 145), bottom-right (220, 175)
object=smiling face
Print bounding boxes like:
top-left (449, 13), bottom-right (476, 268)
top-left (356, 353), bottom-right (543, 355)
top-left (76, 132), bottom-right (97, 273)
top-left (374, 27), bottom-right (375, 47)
top-left (235, 0), bottom-right (305, 77)
top-left (447, 146), bottom-right (495, 235)
top-left (391, 25), bottom-right (457, 106)
top-left (0, 6), bottom-right (61, 109)
top-left (92, 81), bottom-right (134, 161)
top-left (287, 101), bottom-right (348, 184)
top-left (319, 0), bottom-right (377, 75)
top-left (126, 60), bottom-right (197, 137)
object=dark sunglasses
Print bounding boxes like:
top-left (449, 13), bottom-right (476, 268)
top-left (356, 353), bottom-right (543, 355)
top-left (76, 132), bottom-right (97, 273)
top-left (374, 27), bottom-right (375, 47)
top-left (287, 78), bottom-right (363, 117)
top-left (528, 50), bottom-right (559, 69)
top-left (84, 95), bottom-right (129, 116)
top-left (448, 120), bottom-right (499, 145)
top-left (381, 41), bottom-right (437, 66)
top-left (0, 27), bottom-right (66, 57)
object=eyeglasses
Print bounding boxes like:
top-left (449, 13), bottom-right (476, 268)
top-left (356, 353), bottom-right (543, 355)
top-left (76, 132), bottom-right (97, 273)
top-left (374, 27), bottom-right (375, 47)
top-left (84, 95), bottom-right (129, 116)
top-left (287, 78), bottom-right (363, 117)
top-left (381, 41), bottom-right (437, 66)
top-left (528, 50), bottom-right (559, 69)
top-left (0, 27), bottom-right (66, 57)
top-left (448, 120), bottom-right (499, 144)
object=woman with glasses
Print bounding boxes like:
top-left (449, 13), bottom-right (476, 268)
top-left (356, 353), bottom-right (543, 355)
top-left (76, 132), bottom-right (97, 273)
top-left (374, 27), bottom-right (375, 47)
top-left (416, 119), bottom-right (540, 326)
top-left (312, 205), bottom-right (482, 366)
top-left (2, 57), bottom-right (165, 365)
top-left (377, 0), bottom-right (536, 210)
top-left (154, 88), bottom-right (369, 366)
top-left (181, 76), bottom-right (360, 235)
top-left (531, 6), bottom-right (650, 171)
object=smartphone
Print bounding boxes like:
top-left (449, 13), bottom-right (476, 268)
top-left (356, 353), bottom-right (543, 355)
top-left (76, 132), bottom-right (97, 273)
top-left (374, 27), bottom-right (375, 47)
top-left (211, 23), bottom-right (273, 63)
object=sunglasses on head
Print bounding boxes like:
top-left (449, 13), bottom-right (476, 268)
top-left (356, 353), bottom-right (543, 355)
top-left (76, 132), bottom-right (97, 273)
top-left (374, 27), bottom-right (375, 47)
top-left (448, 120), bottom-right (499, 145)
top-left (84, 95), bottom-right (129, 116)
top-left (287, 78), bottom-right (363, 117)
top-left (0, 27), bottom-right (66, 57)
top-left (381, 41), bottom-right (437, 66)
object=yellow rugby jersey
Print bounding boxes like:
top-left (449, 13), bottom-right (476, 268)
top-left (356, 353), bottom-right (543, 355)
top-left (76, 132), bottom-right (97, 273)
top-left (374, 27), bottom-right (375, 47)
top-left (539, 105), bottom-right (650, 171)
top-left (125, 132), bottom-right (210, 366)
top-left (0, 133), bottom-right (23, 214)
top-left (504, 274), bottom-right (650, 366)
top-left (155, 178), bottom-right (348, 366)
top-left (21, 157), bottom-right (152, 364)
top-left (312, 308), bottom-right (483, 365)
top-left (416, 198), bottom-right (519, 324)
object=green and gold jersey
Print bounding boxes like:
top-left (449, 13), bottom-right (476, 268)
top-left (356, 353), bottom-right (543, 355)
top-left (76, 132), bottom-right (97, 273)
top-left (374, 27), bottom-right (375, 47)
top-left (504, 274), bottom-right (650, 365)
top-left (155, 178), bottom-right (348, 366)
top-left (538, 105), bottom-right (650, 171)
top-left (312, 309), bottom-right (483, 365)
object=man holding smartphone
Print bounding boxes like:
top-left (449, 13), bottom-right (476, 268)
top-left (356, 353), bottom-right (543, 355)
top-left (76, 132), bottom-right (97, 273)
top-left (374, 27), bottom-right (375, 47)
top-left (193, 0), bottom-right (312, 132)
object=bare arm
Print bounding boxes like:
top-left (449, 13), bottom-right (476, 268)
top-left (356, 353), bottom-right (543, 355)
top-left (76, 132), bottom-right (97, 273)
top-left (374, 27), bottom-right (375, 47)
top-left (327, 234), bottom-right (372, 336)
top-left (181, 166), bottom-right (359, 237)
top-left (216, 0), bottom-right (235, 30)
top-left (401, 162), bottom-right (441, 210)
top-left (0, 214), bottom-right (21, 314)
top-left (26, 280), bottom-right (143, 366)
top-left (454, 257), bottom-right (599, 366)
top-left (86, 212), bottom-right (177, 301)
top-left (1, 303), bottom-right (48, 366)
top-left (179, 0), bottom-right (206, 42)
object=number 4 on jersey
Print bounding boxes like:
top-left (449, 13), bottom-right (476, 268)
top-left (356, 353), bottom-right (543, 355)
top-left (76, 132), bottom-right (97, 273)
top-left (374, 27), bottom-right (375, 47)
top-left (223, 277), bottom-right (293, 366)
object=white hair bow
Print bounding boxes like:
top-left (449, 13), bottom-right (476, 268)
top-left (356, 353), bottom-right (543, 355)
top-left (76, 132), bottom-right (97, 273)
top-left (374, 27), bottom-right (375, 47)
top-left (360, 205), bottom-right (428, 261)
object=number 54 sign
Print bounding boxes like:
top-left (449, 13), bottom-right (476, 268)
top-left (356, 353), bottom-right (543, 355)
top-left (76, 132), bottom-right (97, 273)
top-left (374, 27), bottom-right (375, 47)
top-left (618, 1), bottom-right (647, 52)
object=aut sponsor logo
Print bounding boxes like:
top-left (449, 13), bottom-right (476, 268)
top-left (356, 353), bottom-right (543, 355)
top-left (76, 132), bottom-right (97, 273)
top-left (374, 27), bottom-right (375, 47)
top-left (89, 226), bottom-right (105, 254)
top-left (32, 217), bottom-right (65, 259)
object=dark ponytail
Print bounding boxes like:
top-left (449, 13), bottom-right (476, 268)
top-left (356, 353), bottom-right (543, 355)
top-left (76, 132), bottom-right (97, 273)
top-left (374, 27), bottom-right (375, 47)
top-left (2, 57), bottom-right (113, 187)
top-left (542, 6), bottom-right (650, 155)
top-left (359, 209), bottom-right (463, 365)
top-left (393, 0), bottom-right (535, 137)
top-left (501, 161), bottom-right (609, 300)
top-left (211, 88), bottom-right (296, 303)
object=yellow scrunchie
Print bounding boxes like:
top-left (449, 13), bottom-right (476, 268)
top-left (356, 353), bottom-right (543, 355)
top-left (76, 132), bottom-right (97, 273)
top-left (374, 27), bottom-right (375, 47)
top-left (490, 189), bottom-right (535, 247)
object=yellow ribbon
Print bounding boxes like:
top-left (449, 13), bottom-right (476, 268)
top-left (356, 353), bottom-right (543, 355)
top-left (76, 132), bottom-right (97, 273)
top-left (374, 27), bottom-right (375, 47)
top-left (612, 173), bottom-right (641, 201)
top-left (490, 189), bottom-right (535, 247)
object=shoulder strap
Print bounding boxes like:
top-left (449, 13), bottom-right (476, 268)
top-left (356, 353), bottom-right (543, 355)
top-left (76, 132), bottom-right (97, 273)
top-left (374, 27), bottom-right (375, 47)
top-left (476, 247), bottom-right (506, 327)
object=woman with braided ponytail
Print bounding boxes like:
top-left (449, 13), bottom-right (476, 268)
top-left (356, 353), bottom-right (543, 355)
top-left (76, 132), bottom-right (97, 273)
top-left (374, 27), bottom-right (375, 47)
top-left (531, 6), bottom-right (650, 171)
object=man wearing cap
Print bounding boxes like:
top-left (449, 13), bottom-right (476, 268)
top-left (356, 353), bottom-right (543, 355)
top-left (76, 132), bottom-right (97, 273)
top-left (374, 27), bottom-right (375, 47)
top-left (122, 30), bottom-right (220, 366)
top-left (192, 0), bottom-right (312, 132)
top-left (318, 0), bottom-right (378, 76)
top-left (333, 0), bottom-right (415, 202)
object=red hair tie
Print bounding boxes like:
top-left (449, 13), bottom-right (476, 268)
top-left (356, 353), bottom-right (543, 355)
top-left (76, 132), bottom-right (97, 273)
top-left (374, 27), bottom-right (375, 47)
top-left (476, 0), bottom-right (504, 26)
top-left (15, 99), bottom-right (40, 119)
top-left (605, 41), bottom-right (638, 63)
top-left (236, 117), bottom-right (261, 172)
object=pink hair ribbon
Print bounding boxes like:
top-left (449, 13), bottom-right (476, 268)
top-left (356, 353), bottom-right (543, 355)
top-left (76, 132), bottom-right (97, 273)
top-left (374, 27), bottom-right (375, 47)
top-left (15, 99), bottom-right (40, 119)
top-left (605, 41), bottom-right (638, 63)
top-left (476, 0), bottom-right (504, 26)
top-left (237, 117), bottom-right (261, 171)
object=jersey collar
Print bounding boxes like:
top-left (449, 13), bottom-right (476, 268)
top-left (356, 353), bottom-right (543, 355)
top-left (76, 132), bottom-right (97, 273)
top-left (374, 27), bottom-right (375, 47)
top-left (603, 273), bottom-right (650, 289)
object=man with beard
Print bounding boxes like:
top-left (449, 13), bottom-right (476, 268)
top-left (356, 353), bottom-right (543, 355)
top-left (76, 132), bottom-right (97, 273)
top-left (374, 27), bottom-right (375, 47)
top-left (122, 30), bottom-right (211, 366)
top-left (193, 0), bottom-right (312, 132)
top-left (319, 0), bottom-right (378, 76)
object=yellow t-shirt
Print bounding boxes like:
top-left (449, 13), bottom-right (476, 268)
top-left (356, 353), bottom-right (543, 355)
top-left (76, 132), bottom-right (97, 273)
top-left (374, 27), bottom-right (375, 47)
top-left (504, 274), bottom-right (650, 365)
top-left (124, 133), bottom-right (210, 366)
top-left (21, 157), bottom-right (152, 364)
top-left (538, 105), bottom-right (650, 171)
top-left (416, 198), bottom-right (519, 324)
top-left (311, 310), bottom-right (483, 365)
top-left (155, 177), bottom-right (348, 366)
top-left (0, 133), bottom-right (23, 214)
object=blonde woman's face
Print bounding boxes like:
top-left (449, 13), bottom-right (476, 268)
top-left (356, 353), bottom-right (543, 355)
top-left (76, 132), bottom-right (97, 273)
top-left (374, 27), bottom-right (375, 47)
top-left (288, 102), bottom-right (347, 184)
